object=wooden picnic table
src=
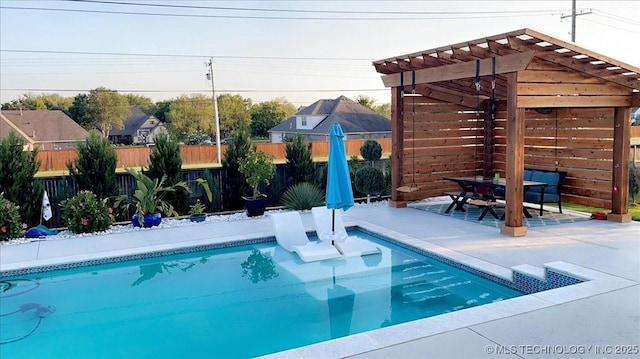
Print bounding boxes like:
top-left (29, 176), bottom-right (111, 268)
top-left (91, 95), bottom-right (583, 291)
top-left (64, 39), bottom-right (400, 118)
top-left (443, 176), bottom-right (548, 220)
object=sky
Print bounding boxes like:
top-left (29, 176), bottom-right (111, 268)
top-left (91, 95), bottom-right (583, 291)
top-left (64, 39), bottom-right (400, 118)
top-left (1, 0), bottom-right (639, 108)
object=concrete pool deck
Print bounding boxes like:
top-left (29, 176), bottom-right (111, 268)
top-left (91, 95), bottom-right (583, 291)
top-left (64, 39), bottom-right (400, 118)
top-left (1, 202), bottom-right (639, 358)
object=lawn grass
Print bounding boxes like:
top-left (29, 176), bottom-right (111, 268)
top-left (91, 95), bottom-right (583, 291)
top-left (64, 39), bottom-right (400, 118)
top-left (563, 193), bottom-right (640, 221)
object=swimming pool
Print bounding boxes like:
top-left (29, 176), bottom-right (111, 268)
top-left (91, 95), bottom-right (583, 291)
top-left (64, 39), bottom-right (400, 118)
top-left (0, 230), bottom-right (548, 358)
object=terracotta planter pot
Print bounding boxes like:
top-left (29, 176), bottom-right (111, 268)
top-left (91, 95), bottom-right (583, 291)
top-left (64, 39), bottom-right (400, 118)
top-left (243, 195), bottom-right (268, 217)
top-left (132, 213), bottom-right (162, 228)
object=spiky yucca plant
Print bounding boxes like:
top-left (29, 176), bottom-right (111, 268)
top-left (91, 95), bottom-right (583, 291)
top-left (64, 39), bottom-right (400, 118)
top-left (281, 182), bottom-right (325, 210)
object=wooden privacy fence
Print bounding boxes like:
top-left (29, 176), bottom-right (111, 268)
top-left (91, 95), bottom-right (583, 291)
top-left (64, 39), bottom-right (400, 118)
top-left (36, 139), bottom-right (392, 173)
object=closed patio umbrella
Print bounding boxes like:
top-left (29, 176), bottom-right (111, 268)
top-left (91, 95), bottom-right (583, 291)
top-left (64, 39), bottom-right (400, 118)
top-left (326, 123), bottom-right (354, 244)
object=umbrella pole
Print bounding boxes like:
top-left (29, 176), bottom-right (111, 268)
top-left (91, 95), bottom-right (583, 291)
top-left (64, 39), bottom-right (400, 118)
top-left (332, 210), bottom-right (336, 246)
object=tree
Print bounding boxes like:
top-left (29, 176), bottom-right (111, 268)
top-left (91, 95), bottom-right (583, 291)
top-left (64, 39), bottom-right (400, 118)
top-left (2, 93), bottom-right (73, 112)
top-left (217, 94), bottom-right (252, 137)
top-left (357, 95), bottom-right (376, 110)
top-left (374, 103), bottom-right (391, 118)
top-left (250, 100), bottom-right (289, 138)
top-left (357, 95), bottom-right (391, 118)
top-left (124, 94), bottom-right (156, 115)
top-left (0, 131), bottom-right (43, 226)
top-left (86, 87), bottom-right (130, 137)
top-left (69, 94), bottom-right (93, 129)
top-left (67, 132), bottom-right (118, 200)
top-left (147, 133), bottom-right (189, 214)
top-left (272, 97), bottom-right (297, 118)
top-left (285, 134), bottom-right (315, 186)
top-left (355, 167), bottom-right (384, 204)
top-left (360, 140), bottom-right (382, 166)
top-left (2, 93), bottom-right (41, 110)
top-left (154, 100), bottom-right (172, 122)
top-left (166, 94), bottom-right (213, 141)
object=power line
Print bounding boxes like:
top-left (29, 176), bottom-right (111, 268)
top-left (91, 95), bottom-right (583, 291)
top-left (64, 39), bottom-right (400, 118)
top-left (0, 5), bottom-right (567, 21)
top-left (581, 17), bottom-right (640, 35)
top-left (591, 9), bottom-right (640, 27)
top-left (0, 49), bottom-right (373, 61)
top-left (61, 0), bottom-right (569, 16)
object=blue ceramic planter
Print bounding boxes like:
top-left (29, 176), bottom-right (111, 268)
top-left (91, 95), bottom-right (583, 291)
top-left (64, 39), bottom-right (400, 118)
top-left (243, 195), bottom-right (268, 217)
top-left (132, 213), bottom-right (162, 228)
top-left (189, 214), bottom-right (207, 223)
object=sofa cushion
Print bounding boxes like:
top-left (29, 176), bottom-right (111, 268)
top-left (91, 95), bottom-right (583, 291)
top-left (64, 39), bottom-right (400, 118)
top-left (530, 171), bottom-right (560, 195)
top-left (525, 191), bottom-right (560, 203)
top-left (493, 187), bottom-right (505, 198)
top-left (523, 169), bottom-right (533, 181)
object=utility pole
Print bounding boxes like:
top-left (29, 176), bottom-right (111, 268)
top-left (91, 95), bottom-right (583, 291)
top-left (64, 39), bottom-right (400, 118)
top-left (560, 0), bottom-right (593, 42)
top-left (206, 58), bottom-right (222, 165)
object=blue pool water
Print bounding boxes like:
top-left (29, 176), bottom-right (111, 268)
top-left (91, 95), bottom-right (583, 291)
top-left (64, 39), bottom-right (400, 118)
top-left (0, 231), bottom-right (522, 358)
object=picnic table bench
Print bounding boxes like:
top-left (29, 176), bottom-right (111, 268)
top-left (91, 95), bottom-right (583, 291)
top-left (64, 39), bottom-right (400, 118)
top-left (443, 176), bottom-right (548, 220)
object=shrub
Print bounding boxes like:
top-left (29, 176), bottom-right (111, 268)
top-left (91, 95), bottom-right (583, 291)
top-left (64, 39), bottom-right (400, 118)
top-left (281, 182), bottom-right (325, 210)
top-left (348, 155), bottom-right (365, 198)
top-left (383, 159), bottom-right (392, 195)
top-left (0, 193), bottom-right (23, 241)
top-left (0, 131), bottom-right (43, 226)
top-left (50, 177), bottom-right (76, 227)
top-left (630, 161), bottom-right (640, 205)
top-left (266, 171), bottom-right (284, 207)
top-left (360, 140), bottom-right (382, 165)
top-left (67, 132), bottom-right (118, 200)
top-left (355, 167), bottom-right (384, 201)
top-left (221, 126), bottom-right (251, 210)
top-left (200, 169), bottom-right (221, 212)
top-left (147, 133), bottom-right (189, 214)
top-left (285, 135), bottom-right (315, 186)
top-left (61, 191), bottom-right (113, 234)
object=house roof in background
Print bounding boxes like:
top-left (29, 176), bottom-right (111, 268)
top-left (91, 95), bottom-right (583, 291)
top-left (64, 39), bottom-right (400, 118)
top-left (109, 107), bottom-right (161, 136)
top-left (0, 110), bottom-right (90, 143)
top-left (269, 96), bottom-right (391, 135)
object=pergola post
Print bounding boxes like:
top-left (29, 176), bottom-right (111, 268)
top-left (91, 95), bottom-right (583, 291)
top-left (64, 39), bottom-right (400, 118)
top-left (501, 72), bottom-right (527, 237)
top-left (389, 86), bottom-right (407, 208)
top-left (609, 107), bottom-right (632, 222)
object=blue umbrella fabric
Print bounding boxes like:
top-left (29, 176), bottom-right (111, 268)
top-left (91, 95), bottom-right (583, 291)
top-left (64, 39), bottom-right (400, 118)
top-left (326, 123), bottom-right (354, 235)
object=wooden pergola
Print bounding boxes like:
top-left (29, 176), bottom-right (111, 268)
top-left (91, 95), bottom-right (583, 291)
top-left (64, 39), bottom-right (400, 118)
top-left (373, 28), bottom-right (639, 236)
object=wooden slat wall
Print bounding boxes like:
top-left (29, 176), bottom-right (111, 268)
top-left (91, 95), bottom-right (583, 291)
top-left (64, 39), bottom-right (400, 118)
top-left (510, 59), bottom-right (620, 208)
top-left (516, 58), bottom-right (634, 108)
top-left (396, 96), bottom-right (483, 201)
top-left (494, 108), bottom-right (615, 209)
top-left (390, 59), bottom-right (634, 209)
top-left (34, 139), bottom-right (392, 172)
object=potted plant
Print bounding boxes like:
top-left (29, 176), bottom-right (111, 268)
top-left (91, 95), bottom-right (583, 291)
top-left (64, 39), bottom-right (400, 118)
top-left (189, 178), bottom-right (213, 222)
top-left (189, 200), bottom-right (207, 222)
top-left (238, 147), bottom-right (276, 217)
top-left (114, 168), bottom-right (191, 228)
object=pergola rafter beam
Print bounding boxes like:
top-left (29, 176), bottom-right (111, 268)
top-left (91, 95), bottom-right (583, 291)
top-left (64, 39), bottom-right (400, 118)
top-left (507, 36), bottom-right (639, 89)
top-left (381, 51), bottom-right (534, 88)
